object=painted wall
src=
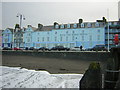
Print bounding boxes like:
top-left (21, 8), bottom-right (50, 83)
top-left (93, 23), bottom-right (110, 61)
top-left (0, 30), bottom-right (2, 49)
top-left (2, 29), bottom-right (13, 48)
top-left (23, 27), bottom-right (34, 48)
top-left (32, 27), bottom-right (105, 49)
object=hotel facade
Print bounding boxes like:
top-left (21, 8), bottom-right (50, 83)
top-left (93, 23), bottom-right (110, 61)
top-left (2, 19), bottom-right (120, 49)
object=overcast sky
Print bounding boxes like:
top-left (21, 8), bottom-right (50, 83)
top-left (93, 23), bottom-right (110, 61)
top-left (0, 0), bottom-right (120, 30)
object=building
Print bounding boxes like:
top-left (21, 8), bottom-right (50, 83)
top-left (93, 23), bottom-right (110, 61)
top-left (32, 20), bottom-right (120, 49)
top-left (105, 21), bottom-right (120, 48)
top-left (14, 28), bottom-right (25, 48)
top-left (118, 1), bottom-right (120, 20)
top-left (31, 20), bottom-right (106, 49)
top-left (2, 28), bottom-right (13, 48)
top-left (0, 30), bottom-right (2, 49)
top-left (3, 19), bottom-right (120, 49)
top-left (23, 25), bottom-right (37, 48)
top-left (33, 24), bottom-right (53, 49)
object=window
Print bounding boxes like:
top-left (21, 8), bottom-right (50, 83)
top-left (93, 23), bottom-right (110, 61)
top-left (98, 29), bottom-right (100, 33)
top-left (82, 30), bottom-right (84, 33)
top-left (73, 24), bottom-right (77, 28)
top-left (66, 31), bottom-right (68, 34)
top-left (47, 37), bottom-right (49, 41)
top-left (67, 24), bottom-right (70, 28)
top-left (89, 35), bottom-right (92, 41)
top-left (82, 36), bottom-right (84, 41)
top-left (81, 23), bottom-right (84, 27)
top-left (27, 38), bottom-right (30, 42)
top-left (28, 33), bottom-right (30, 36)
top-left (42, 37), bottom-right (44, 42)
top-left (114, 22), bottom-right (117, 25)
top-left (60, 24), bottom-right (64, 29)
top-left (87, 23), bottom-right (91, 27)
top-left (66, 36), bottom-right (68, 41)
top-left (60, 36), bottom-right (62, 41)
top-left (55, 24), bottom-right (59, 29)
top-left (95, 22), bottom-right (99, 27)
top-left (55, 37), bottom-right (57, 41)
top-left (97, 35), bottom-right (100, 40)
top-left (72, 31), bottom-right (75, 34)
top-left (72, 36), bottom-right (74, 41)
top-left (55, 31), bottom-right (57, 34)
top-left (109, 22), bottom-right (112, 25)
top-left (37, 37), bottom-right (39, 42)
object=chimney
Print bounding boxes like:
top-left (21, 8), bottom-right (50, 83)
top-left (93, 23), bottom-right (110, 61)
top-left (79, 19), bottom-right (83, 24)
top-left (27, 25), bottom-right (32, 27)
top-left (38, 23), bottom-right (43, 30)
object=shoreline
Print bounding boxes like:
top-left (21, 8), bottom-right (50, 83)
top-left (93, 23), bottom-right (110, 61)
top-left (2, 55), bottom-right (106, 74)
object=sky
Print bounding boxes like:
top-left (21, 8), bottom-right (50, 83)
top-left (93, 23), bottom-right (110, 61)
top-left (0, 0), bottom-right (120, 30)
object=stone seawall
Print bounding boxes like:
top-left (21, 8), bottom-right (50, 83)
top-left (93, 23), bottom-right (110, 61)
top-left (2, 51), bottom-right (111, 61)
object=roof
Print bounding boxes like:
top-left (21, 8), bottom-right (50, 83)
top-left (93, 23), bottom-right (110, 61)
top-left (5, 28), bottom-right (14, 33)
top-left (35, 25), bottom-right (54, 31)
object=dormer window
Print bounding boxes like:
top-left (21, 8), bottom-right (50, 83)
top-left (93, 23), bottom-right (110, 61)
top-left (81, 23), bottom-right (85, 28)
top-left (55, 24), bottom-right (59, 29)
top-left (87, 23), bottom-right (91, 28)
top-left (60, 24), bottom-right (64, 29)
top-left (114, 22), bottom-right (117, 25)
top-left (67, 24), bottom-right (70, 28)
top-left (73, 24), bottom-right (77, 28)
top-left (109, 22), bottom-right (112, 25)
top-left (95, 22), bottom-right (99, 27)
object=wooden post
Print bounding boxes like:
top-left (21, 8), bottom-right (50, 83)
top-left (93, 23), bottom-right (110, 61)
top-left (104, 47), bottom-right (120, 89)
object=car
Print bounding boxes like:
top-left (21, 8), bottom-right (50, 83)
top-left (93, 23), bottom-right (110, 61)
top-left (50, 46), bottom-right (70, 51)
top-left (2, 47), bottom-right (12, 50)
top-left (39, 47), bottom-right (49, 51)
top-left (29, 47), bottom-right (35, 50)
top-left (88, 45), bottom-right (107, 51)
top-left (25, 47), bottom-right (29, 50)
top-left (13, 47), bottom-right (22, 50)
top-left (70, 47), bottom-right (80, 51)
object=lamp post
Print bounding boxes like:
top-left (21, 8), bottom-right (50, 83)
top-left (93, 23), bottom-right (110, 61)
top-left (16, 13), bottom-right (25, 29)
top-left (107, 9), bottom-right (110, 52)
top-left (16, 13), bottom-right (25, 48)
top-left (12, 29), bottom-right (14, 50)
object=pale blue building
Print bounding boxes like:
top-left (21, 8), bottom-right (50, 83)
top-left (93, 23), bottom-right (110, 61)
top-left (2, 28), bottom-right (13, 48)
top-left (23, 25), bottom-right (37, 48)
top-left (31, 21), bottom-right (106, 49)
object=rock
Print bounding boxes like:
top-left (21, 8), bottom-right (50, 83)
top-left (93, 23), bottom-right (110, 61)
top-left (79, 62), bottom-right (102, 89)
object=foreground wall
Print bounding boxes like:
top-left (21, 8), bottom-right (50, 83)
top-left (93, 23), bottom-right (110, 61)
top-left (2, 51), bottom-right (110, 61)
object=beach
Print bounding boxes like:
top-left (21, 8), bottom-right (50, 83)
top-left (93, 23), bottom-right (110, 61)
top-left (2, 54), bottom-right (106, 74)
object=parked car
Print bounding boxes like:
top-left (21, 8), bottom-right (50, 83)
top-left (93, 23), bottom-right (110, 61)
top-left (2, 47), bottom-right (12, 50)
top-left (25, 47), bottom-right (29, 50)
top-left (13, 47), bottom-right (22, 50)
top-left (88, 45), bottom-right (107, 51)
top-left (70, 47), bottom-right (80, 51)
top-left (50, 46), bottom-right (70, 51)
top-left (29, 47), bottom-right (35, 50)
top-left (39, 47), bottom-right (49, 51)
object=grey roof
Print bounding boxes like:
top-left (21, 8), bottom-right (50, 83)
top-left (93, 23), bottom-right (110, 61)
top-left (36, 25), bottom-right (54, 31)
top-left (6, 28), bottom-right (14, 33)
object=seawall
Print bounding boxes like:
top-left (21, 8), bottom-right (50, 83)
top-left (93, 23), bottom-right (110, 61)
top-left (2, 51), bottom-right (111, 61)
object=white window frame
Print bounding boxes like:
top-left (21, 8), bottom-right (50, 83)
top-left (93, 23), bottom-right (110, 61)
top-left (81, 23), bottom-right (85, 28)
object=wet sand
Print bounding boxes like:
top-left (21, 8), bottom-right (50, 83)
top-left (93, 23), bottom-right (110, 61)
top-left (2, 55), bottom-right (106, 74)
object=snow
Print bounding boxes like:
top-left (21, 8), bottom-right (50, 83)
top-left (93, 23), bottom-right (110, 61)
top-left (0, 66), bottom-right (83, 89)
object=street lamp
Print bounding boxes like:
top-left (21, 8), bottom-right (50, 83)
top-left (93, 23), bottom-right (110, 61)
top-left (16, 13), bottom-right (25, 29)
top-left (107, 9), bottom-right (110, 52)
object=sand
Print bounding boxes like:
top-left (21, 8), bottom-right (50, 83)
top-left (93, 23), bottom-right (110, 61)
top-left (2, 55), bottom-right (106, 74)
